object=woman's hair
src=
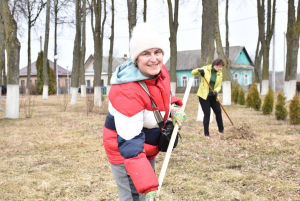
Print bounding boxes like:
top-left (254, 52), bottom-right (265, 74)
top-left (212, 58), bottom-right (225, 67)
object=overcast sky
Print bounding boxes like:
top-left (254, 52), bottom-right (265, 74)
top-left (17, 0), bottom-right (290, 72)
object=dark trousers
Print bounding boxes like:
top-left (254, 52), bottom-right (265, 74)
top-left (199, 96), bottom-right (224, 135)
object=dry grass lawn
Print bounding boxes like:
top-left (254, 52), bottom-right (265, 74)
top-left (0, 93), bottom-right (299, 201)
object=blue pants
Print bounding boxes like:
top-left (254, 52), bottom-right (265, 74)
top-left (199, 96), bottom-right (224, 135)
top-left (110, 159), bottom-right (156, 201)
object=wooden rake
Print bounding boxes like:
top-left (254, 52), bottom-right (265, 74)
top-left (157, 77), bottom-right (194, 195)
top-left (202, 76), bottom-right (234, 126)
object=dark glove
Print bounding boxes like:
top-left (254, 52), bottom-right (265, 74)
top-left (198, 69), bottom-right (205, 77)
top-left (214, 90), bottom-right (218, 97)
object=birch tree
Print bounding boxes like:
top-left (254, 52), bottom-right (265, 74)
top-left (70, 0), bottom-right (81, 104)
top-left (42, 0), bottom-right (51, 99)
top-left (107, 0), bottom-right (114, 96)
top-left (257, 0), bottom-right (276, 95)
top-left (285, 0), bottom-right (300, 101)
top-left (2, 0), bottom-right (21, 118)
top-left (18, 0), bottom-right (45, 94)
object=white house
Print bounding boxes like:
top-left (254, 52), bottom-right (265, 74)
top-left (84, 54), bottom-right (128, 88)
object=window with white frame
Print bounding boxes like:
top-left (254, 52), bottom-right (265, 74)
top-left (244, 73), bottom-right (248, 85)
top-left (194, 76), bottom-right (200, 86)
top-left (234, 73), bottom-right (238, 82)
top-left (86, 80), bottom-right (91, 87)
top-left (182, 75), bottom-right (187, 87)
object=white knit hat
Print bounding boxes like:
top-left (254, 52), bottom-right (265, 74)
top-left (129, 23), bottom-right (165, 62)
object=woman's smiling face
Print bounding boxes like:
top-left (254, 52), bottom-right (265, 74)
top-left (136, 48), bottom-right (164, 78)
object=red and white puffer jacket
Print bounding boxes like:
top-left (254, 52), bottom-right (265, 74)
top-left (103, 65), bottom-right (182, 194)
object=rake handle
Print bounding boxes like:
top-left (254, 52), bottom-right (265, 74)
top-left (202, 76), bottom-right (234, 126)
top-left (157, 77), bottom-right (194, 195)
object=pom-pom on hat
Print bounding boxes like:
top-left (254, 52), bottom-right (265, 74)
top-left (129, 23), bottom-right (165, 62)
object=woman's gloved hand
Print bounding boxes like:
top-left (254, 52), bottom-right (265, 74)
top-left (214, 90), bottom-right (218, 98)
top-left (145, 190), bottom-right (159, 201)
top-left (198, 69), bottom-right (205, 77)
top-left (170, 106), bottom-right (187, 130)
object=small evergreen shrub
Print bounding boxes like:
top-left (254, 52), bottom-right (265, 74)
top-left (238, 87), bottom-right (245, 105)
top-left (35, 51), bottom-right (57, 95)
top-left (262, 88), bottom-right (274, 115)
top-left (275, 91), bottom-right (288, 120)
top-left (246, 83), bottom-right (261, 110)
top-left (48, 66), bottom-right (56, 95)
top-left (246, 90), bottom-right (251, 108)
top-left (36, 51), bottom-right (44, 94)
top-left (231, 81), bottom-right (239, 104)
top-left (252, 84), bottom-right (261, 111)
top-left (289, 93), bottom-right (300, 124)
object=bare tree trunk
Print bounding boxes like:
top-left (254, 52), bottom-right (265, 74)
top-left (27, 17), bottom-right (31, 95)
top-left (256, 0), bottom-right (265, 92)
top-left (0, 14), bottom-right (5, 76)
top-left (285, 0), bottom-right (300, 100)
top-left (197, 0), bottom-right (216, 122)
top-left (285, 0), bottom-right (294, 83)
top-left (51, 0), bottom-right (71, 95)
top-left (127, 0), bottom-right (137, 40)
top-left (107, 0), bottom-right (115, 96)
top-left (2, 0), bottom-right (21, 119)
top-left (201, 0), bottom-right (215, 66)
top-left (96, 0), bottom-right (106, 105)
top-left (257, 0), bottom-right (276, 95)
top-left (0, 8), bottom-right (5, 110)
top-left (91, 0), bottom-right (106, 107)
top-left (71, 0), bottom-right (81, 104)
top-left (214, 0), bottom-right (231, 105)
top-left (225, 0), bottom-right (229, 59)
top-left (43, 0), bottom-right (51, 99)
top-left (292, 0), bottom-right (300, 78)
top-left (167, 0), bottom-right (179, 95)
top-left (80, 0), bottom-right (87, 98)
top-left (2, 61), bottom-right (6, 85)
top-left (54, 0), bottom-right (58, 94)
top-left (93, 0), bottom-right (102, 106)
top-left (143, 0), bottom-right (147, 22)
top-left (254, 36), bottom-right (263, 92)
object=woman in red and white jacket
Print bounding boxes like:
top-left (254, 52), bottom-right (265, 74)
top-left (103, 23), bottom-right (186, 201)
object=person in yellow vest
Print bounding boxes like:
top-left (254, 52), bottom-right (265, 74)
top-left (191, 58), bottom-right (225, 138)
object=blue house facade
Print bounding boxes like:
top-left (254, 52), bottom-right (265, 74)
top-left (165, 46), bottom-right (254, 92)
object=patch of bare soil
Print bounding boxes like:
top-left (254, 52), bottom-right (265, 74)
top-left (221, 123), bottom-right (256, 140)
